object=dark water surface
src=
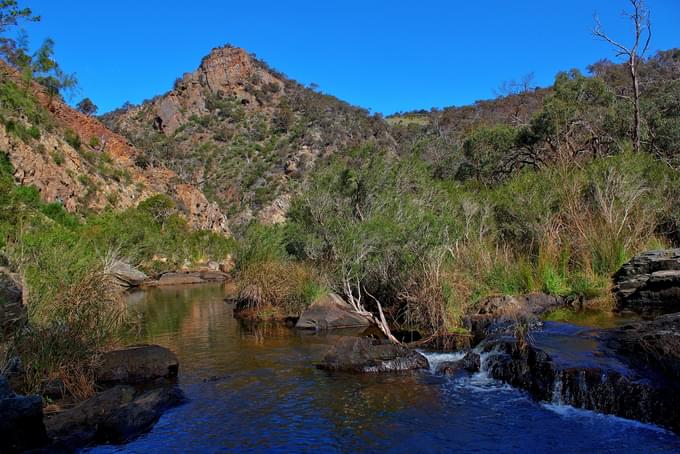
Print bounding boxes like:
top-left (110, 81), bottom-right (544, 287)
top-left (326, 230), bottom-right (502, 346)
top-left (87, 284), bottom-right (680, 453)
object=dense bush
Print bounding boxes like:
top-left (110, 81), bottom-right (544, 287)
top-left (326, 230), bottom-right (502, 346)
top-left (267, 147), bottom-right (680, 338)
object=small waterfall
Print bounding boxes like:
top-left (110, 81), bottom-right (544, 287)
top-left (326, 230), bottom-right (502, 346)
top-left (470, 347), bottom-right (496, 383)
top-left (551, 373), bottom-right (564, 405)
top-left (418, 351), bottom-right (465, 373)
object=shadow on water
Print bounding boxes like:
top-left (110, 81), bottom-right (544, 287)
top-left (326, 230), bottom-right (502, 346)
top-left (87, 284), bottom-right (680, 453)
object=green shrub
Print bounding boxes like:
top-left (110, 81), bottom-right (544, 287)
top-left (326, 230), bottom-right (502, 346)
top-left (51, 150), bottom-right (65, 165)
top-left (64, 129), bottom-right (81, 150)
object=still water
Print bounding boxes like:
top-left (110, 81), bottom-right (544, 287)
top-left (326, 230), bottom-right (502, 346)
top-left (87, 284), bottom-right (680, 453)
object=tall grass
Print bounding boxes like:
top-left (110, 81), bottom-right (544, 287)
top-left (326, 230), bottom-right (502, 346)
top-left (6, 257), bottom-right (127, 399)
top-left (232, 223), bottom-right (325, 319)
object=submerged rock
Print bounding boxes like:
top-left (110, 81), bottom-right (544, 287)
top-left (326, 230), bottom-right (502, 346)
top-left (0, 375), bottom-right (48, 453)
top-left (296, 293), bottom-right (372, 330)
top-left (109, 260), bottom-right (149, 288)
top-left (317, 337), bottom-right (428, 373)
top-left (45, 385), bottom-right (185, 449)
top-left (96, 345), bottom-right (179, 384)
top-left (613, 249), bottom-right (680, 314)
top-left (436, 352), bottom-right (481, 375)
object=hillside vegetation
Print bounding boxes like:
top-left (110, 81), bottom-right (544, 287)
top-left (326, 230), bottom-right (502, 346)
top-left (1, 0), bottom-right (679, 396)
top-left (230, 49), bottom-right (680, 344)
top-left (103, 46), bottom-right (395, 225)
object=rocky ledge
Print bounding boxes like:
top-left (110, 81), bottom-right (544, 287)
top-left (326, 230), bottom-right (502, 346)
top-left (464, 293), bottom-right (568, 345)
top-left (479, 318), bottom-right (680, 434)
top-left (613, 248), bottom-right (680, 314)
top-left (0, 345), bottom-right (184, 453)
top-left (45, 385), bottom-right (185, 451)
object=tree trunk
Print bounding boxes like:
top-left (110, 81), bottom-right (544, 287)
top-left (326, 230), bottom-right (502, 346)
top-left (630, 56), bottom-right (642, 153)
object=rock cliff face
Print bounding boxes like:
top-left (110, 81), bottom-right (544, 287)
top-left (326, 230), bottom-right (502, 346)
top-left (0, 62), bottom-right (230, 235)
top-left (138, 47), bottom-right (285, 136)
top-left (613, 249), bottom-right (680, 314)
top-left (104, 45), bottom-right (395, 225)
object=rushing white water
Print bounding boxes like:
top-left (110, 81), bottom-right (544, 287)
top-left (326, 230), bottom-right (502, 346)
top-left (543, 403), bottom-right (672, 435)
top-left (551, 374), bottom-right (564, 405)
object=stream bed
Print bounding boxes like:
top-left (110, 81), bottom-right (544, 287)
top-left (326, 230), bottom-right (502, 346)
top-left (87, 284), bottom-right (680, 453)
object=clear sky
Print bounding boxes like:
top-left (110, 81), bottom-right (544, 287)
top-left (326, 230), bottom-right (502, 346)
top-left (22, 0), bottom-right (680, 115)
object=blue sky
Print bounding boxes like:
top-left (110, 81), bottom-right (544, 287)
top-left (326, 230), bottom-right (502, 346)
top-left (22, 0), bottom-right (680, 114)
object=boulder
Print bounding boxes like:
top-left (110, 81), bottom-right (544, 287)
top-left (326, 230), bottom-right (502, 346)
top-left (0, 268), bottom-right (26, 336)
top-left (317, 337), bottom-right (428, 373)
top-left (296, 293), bottom-right (372, 330)
top-left (613, 249), bottom-right (680, 314)
top-left (436, 352), bottom-right (481, 375)
top-left (207, 261), bottom-right (220, 271)
top-left (45, 385), bottom-right (184, 449)
top-left (465, 293), bottom-right (566, 345)
top-left (606, 313), bottom-right (680, 382)
top-left (96, 345), bottom-right (179, 384)
top-left (109, 260), bottom-right (149, 288)
top-left (0, 376), bottom-right (48, 453)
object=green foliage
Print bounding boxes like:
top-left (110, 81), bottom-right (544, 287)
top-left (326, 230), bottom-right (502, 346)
top-left (235, 222), bottom-right (288, 271)
top-left (28, 38), bottom-right (77, 99)
top-left (13, 184), bottom-right (39, 205)
top-left (64, 128), bottom-right (81, 150)
top-left (0, 1), bottom-right (39, 65)
top-left (289, 147), bottom-right (451, 273)
top-left (0, 78), bottom-right (51, 140)
top-left (50, 150), bottom-right (64, 165)
top-left (77, 97), bottom-right (98, 116)
top-left (458, 124), bottom-right (517, 183)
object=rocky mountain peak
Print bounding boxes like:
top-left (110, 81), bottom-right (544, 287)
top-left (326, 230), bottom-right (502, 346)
top-left (149, 46), bottom-right (285, 135)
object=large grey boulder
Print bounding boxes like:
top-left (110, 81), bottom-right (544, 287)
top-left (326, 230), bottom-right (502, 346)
top-left (46, 385), bottom-right (184, 449)
top-left (0, 376), bottom-right (48, 452)
top-left (296, 293), bottom-right (372, 330)
top-left (109, 260), bottom-right (149, 288)
top-left (96, 345), bottom-right (179, 384)
top-left (317, 337), bottom-right (428, 373)
top-left (613, 249), bottom-right (680, 314)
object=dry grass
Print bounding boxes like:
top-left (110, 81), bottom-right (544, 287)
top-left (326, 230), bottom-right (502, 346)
top-left (7, 257), bottom-right (127, 399)
top-left (235, 260), bottom-right (323, 319)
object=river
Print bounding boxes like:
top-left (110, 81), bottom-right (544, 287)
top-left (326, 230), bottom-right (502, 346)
top-left (86, 284), bottom-right (680, 453)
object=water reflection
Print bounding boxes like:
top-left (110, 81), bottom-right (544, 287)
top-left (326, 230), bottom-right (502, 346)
top-left (86, 284), bottom-right (680, 453)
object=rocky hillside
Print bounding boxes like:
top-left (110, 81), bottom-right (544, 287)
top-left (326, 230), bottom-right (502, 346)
top-left (103, 45), bottom-right (396, 225)
top-left (0, 62), bottom-right (229, 234)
